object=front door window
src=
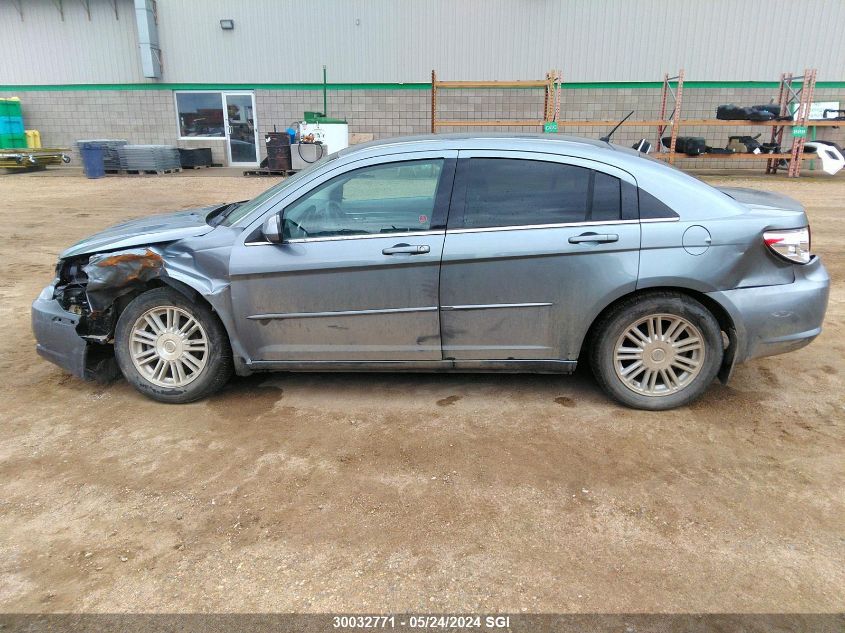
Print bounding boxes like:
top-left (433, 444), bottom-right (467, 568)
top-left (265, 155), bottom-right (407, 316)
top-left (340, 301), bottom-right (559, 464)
top-left (282, 159), bottom-right (445, 240)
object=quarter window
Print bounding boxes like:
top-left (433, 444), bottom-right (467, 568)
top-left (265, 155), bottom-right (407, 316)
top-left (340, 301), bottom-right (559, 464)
top-left (458, 158), bottom-right (621, 229)
top-left (638, 188), bottom-right (679, 219)
top-left (282, 159), bottom-right (444, 239)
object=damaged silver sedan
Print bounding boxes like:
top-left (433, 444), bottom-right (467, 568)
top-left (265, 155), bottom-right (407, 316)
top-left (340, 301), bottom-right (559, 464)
top-left (32, 135), bottom-right (830, 410)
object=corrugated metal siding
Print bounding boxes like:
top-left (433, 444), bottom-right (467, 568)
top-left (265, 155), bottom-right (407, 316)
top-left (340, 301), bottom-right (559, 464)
top-left (2, 0), bottom-right (844, 85)
top-left (0, 0), bottom-right (146, 84)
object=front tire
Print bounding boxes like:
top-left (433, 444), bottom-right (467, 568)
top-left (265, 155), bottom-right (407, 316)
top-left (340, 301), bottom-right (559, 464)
top-left (114, 287), bottom-right (233, 403)
top-left (589, 292), bottom-right (723, 410)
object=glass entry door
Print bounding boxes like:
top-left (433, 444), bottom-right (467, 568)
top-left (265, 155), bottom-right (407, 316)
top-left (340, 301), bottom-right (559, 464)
top-left (223, 92), bottom-right (259, 166)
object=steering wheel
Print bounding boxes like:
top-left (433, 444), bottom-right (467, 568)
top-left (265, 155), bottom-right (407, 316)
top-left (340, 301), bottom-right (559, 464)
top-left (284, 217), bottom-right (309, 238)
top-left (316, 199), bottom-right (345, 226)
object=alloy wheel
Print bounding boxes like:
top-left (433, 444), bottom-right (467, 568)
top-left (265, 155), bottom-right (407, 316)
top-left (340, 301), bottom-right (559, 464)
top-left (129, 305), bottom-right (208, 388)
top-left (612, 313), bottom-right (705, 397)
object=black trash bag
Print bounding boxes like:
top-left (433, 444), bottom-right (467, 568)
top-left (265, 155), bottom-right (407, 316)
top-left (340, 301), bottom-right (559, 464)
top-left (716, 104), bottom-right (778, 121)
top-left (753, 104), bottom-right (790, 120)
top-left (662, 136), bottom-right (707, 156)
top-left (716, 104), bottom-right (748, 120)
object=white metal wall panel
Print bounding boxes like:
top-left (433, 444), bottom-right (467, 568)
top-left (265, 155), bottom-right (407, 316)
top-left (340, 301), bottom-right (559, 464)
top-left (0, 0), bottom-right (145, 84)
top-left (2, 0), bottom-right (844, 85)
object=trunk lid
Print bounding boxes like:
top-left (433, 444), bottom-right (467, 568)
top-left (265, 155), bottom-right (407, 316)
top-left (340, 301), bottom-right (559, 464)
top-left (717, 186), bottom-right (808, 227)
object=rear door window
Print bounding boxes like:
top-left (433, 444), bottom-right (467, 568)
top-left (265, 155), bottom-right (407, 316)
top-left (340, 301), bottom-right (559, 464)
top-left (455, 158), bottom-right (621, 229)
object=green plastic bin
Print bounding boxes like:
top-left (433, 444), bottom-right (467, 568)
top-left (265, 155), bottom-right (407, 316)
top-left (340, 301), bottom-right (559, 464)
top-left (0, 97), bottom-right (22, 119)
top-left (0, 133), bottom-right (27, 149)
top-left (0, 99), bottom-right (25, 148)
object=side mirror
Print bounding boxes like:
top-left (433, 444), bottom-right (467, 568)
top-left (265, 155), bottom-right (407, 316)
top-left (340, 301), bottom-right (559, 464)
top-left (261, 212), bottom-right (282, 244)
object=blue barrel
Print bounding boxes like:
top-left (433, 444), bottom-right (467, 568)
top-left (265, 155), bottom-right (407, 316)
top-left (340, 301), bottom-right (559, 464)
top-left (80, 143), bottom-right (105, 179)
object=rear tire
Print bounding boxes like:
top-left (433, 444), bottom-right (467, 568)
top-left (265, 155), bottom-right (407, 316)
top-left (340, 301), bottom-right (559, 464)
top-left (589, 292), bottom-right (723, 410)
top-left (114, 287), bottom-right (233, 403)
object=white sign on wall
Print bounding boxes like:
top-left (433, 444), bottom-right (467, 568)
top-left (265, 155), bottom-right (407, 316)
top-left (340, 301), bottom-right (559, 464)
top-left (790, 101), bottom-right (841, 120)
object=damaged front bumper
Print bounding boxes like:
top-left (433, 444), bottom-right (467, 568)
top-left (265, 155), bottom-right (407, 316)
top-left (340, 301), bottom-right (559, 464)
top-left (31, 284), bottom-right (118, 382)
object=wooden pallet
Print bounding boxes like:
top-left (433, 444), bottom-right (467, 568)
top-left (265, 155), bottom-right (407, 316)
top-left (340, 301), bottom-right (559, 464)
top-left (114, 168), bottom-right (182, 175)
top-left (243, 168), bottom-right (293, 177)
top-left (180, 164), bottom-right (212, 169)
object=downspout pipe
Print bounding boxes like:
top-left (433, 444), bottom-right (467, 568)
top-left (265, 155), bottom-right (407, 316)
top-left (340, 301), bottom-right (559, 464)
top-left (323, 65), bottom-right (328, 117)
top-left (135, 0), bottom-right (162, 79)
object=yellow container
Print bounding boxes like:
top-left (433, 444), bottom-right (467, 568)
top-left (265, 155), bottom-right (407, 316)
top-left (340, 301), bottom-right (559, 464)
top-left (25, 130), bottom-right (41, 148)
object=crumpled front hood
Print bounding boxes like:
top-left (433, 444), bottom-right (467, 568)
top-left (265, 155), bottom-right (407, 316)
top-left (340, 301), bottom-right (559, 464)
top-left (61, 205), bottom-right (220, 259)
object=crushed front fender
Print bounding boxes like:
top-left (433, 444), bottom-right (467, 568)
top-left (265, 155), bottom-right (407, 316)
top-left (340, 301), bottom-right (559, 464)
top-left (83, 247), bottom-right (165, 312)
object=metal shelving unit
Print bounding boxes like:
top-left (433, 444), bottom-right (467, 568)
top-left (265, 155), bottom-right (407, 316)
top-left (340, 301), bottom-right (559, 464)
top-left (430, 69), bottom-right (562, 132)
top-left (430, 68), bottom-right (838, 176)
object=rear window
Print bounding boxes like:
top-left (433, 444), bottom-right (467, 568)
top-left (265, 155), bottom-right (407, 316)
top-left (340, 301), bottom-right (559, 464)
top-left (456, 158), bottom-right (622, 229)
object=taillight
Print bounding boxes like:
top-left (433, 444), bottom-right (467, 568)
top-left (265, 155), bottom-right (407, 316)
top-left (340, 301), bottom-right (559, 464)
top-left (763, 227), bottom-right (812, 264)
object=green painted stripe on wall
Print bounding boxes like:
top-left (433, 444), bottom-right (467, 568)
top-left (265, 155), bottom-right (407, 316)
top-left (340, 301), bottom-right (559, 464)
top-left (1, 81), bottom-right (844, 92)
top-left (0, 82), bottom-right (432, 92)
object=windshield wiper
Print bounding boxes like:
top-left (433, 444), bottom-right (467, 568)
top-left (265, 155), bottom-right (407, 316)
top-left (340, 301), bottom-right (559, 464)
top-left (207, 201), bottom-right (244, 226)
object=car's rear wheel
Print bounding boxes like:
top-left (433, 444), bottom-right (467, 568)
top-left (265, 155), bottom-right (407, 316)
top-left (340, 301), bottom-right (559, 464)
top-left (589, 292), bottom-right (723, 410)
top-left (114, 287), bottom-right (232, 403)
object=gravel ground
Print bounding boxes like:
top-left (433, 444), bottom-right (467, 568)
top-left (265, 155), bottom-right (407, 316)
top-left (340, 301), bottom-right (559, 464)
top-left (0, 168), bottom-right (842, 613)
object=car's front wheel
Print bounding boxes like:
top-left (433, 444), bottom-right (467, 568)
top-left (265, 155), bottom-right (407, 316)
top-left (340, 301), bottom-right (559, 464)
top-left (590, 292), bottom-right (724, 410)
top-left (114, 287), bottom-right (233, 403)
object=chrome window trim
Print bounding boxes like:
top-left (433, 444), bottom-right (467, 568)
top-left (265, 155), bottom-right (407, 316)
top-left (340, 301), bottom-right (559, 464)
top-left (448, 219), bottom-right (640, 234)
top-left (245, 229), bottom-right (443, 246)
top-left (243, 218), bottom-right (678, 245)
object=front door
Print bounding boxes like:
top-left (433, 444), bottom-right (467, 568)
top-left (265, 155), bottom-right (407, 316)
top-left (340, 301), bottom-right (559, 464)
top-left (223, 92), bottom-right (259, 167)
top-left (439, 151), bottom-right (641, 361)
top-left (229, 154), bottom-right (457, 363)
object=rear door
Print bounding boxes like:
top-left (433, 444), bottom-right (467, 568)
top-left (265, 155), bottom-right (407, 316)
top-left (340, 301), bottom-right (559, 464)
top-left (439, 151), bottom-right (640, 361)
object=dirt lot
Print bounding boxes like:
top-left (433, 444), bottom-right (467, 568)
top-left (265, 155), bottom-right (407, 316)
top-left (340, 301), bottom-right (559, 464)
top-left (0, 168), bottom-right (842, 613)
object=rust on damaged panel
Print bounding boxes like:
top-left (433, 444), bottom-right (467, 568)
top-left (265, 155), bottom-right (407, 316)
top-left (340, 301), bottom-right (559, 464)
top-left (83, 248), bottom-right (165, 311)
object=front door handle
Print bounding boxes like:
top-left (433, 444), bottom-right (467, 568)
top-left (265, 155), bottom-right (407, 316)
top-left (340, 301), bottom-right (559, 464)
top-left (382, 244), bottom-right (430, 255)
top-left (568, 233), bottom-right (619, 244)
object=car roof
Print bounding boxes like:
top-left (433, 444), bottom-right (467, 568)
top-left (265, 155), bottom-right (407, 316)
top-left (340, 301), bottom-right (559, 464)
top-left (339, 132), bottom-right (614, 157)
top-left (334, 133), bottom-right (668, 177)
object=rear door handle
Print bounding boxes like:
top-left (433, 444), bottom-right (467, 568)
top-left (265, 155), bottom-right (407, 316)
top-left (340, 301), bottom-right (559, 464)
top-left (382, 244), bottom-right (431, 255)
top-left (568, 233), bottom-right (619, 244)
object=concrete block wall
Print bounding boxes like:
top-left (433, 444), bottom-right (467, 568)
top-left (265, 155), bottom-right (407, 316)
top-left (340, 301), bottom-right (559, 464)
top-left (254, 89), bottom-right (432, 158)
top-left (0, 89), bottom-right (234, 165)
top-left (2, 86), bottom-right (842, 172)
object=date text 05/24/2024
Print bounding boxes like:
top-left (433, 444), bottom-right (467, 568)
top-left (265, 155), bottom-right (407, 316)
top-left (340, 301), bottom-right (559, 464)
top-left (332, 615), bottom-right (512, 629)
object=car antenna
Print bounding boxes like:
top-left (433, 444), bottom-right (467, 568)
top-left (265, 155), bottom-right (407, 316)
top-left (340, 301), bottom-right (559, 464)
top-left (600, 110), bottom-right (635, 143)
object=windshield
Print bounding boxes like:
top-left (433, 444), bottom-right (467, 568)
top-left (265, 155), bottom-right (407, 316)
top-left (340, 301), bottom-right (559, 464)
top-left (220, 151), bottom-right (339, 226)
